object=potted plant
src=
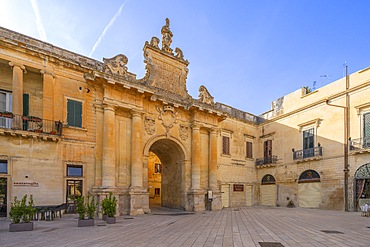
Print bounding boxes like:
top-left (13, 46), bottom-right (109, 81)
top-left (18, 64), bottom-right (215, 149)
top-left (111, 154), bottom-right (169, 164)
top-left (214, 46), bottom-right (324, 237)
top-left (76, 195), bottom-right (96, 227)
top-left (9, 194), bottom-right (36, 232)
top-left (104, 192), bottom-right (117, 224)
top-left (101, 196), bottom-right (108, 221)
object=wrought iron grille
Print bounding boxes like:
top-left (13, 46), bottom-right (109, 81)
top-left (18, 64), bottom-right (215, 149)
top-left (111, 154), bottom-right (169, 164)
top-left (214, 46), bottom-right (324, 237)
top-left (255, 155), bottom-right (277, 166)
top-left (293, 146), bottom-right (322, 160)
top-left (0, 112), bottom-right (62, 136)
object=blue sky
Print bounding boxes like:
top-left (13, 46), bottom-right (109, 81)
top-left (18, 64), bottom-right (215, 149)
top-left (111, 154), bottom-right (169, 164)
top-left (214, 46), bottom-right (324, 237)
top-left (1, 0), bottom-right (369, 114)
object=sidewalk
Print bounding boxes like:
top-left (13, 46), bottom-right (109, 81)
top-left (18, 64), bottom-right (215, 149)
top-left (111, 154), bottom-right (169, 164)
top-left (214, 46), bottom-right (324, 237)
top-left (0, 207), bottom-right (369, 247)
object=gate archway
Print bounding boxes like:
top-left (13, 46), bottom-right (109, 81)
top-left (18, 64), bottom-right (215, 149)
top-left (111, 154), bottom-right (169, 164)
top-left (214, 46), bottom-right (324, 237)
top-left (144, 136), bottom-right (188, 210)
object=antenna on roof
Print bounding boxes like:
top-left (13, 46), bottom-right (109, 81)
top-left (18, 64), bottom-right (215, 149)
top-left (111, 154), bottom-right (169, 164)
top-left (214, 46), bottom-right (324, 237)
top-left (343, 61), bottom-right (347, 77)
top-left (312, 81), bottom-right (317, 91)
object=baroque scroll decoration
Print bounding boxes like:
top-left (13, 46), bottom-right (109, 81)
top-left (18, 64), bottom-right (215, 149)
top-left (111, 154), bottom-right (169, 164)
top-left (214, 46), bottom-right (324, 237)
top-left (156, 105), bottom-right (179, 136)
top-left (198, 85), bottom-right (214, 105)
top-left (144, 117), bottom-right (156, 135)
top-left (103, 54), bottom-right (128, 76)
top-left (179, 125), bottom-right (189, 141)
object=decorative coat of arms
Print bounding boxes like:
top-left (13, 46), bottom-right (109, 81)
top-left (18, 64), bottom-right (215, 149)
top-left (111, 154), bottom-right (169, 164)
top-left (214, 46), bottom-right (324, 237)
top-left (156, 105), bottom-right (179, 136)
top-left (144, 117), bottom-right (156, 135)
top-left (179, 125), bottom-right (189, 141)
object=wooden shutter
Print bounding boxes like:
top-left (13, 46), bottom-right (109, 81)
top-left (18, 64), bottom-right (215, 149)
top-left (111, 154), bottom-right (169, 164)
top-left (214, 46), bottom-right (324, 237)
top-left (264, 140), bottom-right (272, 159)
top-left (246, 141), bottom-right (253, 158)
top-left (23, 94), bottom-right (29, 116)
top-left (222, 136), bottom-right (230, 155)
top-left (67, 99), bottom-right (82, 128)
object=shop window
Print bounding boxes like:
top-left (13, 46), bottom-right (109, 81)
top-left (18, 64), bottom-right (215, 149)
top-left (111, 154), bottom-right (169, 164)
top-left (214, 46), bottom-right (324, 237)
top-left (67, 165), bottom-right (83, 177)
top-left (222, 136), bottom-right (230, 155)
top-left (67, 99), bottom-right (82, 128)
top-left (0, 160), bottom-right (7, 174)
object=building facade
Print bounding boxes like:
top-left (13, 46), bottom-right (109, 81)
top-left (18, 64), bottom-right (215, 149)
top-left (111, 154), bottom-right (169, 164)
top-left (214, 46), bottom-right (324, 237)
top-left (0, 20), bottom-right (369, 217)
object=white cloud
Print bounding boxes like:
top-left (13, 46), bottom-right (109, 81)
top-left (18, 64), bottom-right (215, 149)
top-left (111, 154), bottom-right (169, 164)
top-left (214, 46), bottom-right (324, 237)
top-left (89, 0), bottom-right (129, 57)
top-left (29, 0), bottom-right (47, 41)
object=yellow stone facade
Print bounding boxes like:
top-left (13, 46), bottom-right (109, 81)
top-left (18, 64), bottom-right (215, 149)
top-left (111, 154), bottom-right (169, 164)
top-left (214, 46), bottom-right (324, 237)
top-left (0, 20), bottom-right (369, 217)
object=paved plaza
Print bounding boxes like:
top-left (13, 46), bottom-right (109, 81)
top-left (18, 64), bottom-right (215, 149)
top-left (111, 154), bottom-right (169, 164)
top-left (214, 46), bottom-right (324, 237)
top-left (0, 206), bottom-right (369, 247)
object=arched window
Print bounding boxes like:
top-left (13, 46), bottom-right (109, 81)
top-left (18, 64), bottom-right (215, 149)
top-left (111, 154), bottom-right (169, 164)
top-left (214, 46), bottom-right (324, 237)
top-left (298, 170), bottom-right (320, 183)
top-left (355, 163), bottom-right (370, 202)
top-left (261, 174), bottom-right (276, 185)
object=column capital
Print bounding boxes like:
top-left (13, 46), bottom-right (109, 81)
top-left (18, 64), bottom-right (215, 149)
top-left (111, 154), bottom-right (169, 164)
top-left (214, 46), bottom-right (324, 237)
top-left (210, 128), bottom-right (219, 135)
top-left (130, 110), bottom-right (144, 118)
top-left (103, 103), bottom-right (116, 112)
top-left (191, 123), bottom-right (201, 130)
top-left (8, 61), bottom-right (26, 73)
top-left (40, 69), bottom-right (56, 78)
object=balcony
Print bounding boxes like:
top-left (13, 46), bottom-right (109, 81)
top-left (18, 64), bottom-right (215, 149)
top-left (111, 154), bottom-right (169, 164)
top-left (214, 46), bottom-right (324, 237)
top-left (293, 146), bottom-right (322, 161)
top-left (255, 155), bottom-right (277, 168)
top-left (0, 112), bottom-right (62, 136)
top-left (350, 137), bottom-right (370, 153)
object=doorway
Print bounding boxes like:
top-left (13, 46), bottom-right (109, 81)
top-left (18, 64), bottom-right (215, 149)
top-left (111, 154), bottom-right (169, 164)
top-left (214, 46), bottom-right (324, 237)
top-left (0, 178), bottom-right (7, 217)
top-left (66, 180), bottom-right (82, 213)
top-left (148, 138), bottom-right (185, 210)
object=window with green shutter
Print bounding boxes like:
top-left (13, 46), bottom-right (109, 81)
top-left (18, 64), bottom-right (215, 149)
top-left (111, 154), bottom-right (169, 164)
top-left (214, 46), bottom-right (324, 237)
top-left (67, 99), bottom-right (82, 128)
top-left (364, 113), bottom-right (370, 147)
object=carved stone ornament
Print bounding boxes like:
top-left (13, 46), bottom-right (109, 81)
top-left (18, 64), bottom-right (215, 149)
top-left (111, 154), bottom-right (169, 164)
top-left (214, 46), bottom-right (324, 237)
top-left (179, 125), bottom-right (189, 141)
top-left (156, 105), bottom-right (179, 136)
top-left (103, 54), bottom-right (128, 76)
top-left (150, 36), bottom-right (160, 49)
top-left (198, 85), bottom-right (214, 105)
top-left (175, 47), bottom-right (184, 60)
top-left (144, 117), bottom-right (156, 135)
top-left (161, 18), bottom-right (173, 54)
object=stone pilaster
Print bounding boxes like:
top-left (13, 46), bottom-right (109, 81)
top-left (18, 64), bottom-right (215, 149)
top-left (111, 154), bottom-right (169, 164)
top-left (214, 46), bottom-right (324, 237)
top-left (129, 110), bottom-right (149, 215)
top-left (102, 104), bottom-right (116, 188)
top-left (208, 128), bottom-right (222, 210)
top-left (40, 70), bottom-right (55, 121)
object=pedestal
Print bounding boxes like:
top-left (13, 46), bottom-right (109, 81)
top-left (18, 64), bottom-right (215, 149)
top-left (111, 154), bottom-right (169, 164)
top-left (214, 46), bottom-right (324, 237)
top-left (188, 189), bottom-right (206, 212)
top-left (129, 187), bottom-right (150, 215)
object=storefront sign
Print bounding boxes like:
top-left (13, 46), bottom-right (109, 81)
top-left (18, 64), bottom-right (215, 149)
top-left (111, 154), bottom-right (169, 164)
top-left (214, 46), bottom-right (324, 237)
top-left (233, 184), bottom-right (244, 192)
top-left (14, 181), bottom-right (39, 187)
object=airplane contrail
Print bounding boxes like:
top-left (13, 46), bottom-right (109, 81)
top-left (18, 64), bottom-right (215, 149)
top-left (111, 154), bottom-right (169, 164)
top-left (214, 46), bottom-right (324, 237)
top-left (29, 0), bottom-right (47, 42)
top-left (89, 1), bottom-right (129, 57)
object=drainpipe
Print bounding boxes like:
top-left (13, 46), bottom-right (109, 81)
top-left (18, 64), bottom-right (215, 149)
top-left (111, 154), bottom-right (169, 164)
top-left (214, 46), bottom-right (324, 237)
top-left (325, 66), bottom-right (350, 211)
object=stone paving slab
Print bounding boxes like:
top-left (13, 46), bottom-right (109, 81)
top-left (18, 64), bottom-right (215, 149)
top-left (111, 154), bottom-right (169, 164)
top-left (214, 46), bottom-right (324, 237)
top-left (0, 207), bottom-right (369, 247)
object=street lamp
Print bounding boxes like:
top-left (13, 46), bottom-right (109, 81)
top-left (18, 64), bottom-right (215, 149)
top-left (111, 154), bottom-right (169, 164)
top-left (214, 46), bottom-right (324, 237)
top-left (325, 66), bottom-right (350, 211)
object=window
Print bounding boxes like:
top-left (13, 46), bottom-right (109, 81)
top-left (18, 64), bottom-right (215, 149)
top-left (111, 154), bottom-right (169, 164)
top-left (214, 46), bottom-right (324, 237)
top-left (154, 163), bottom-right (161, 174)
top-left (0, 160), bottom-right (7, 174)
top-left (246, 141), bottom-right (253, 158)
top-left (0, 91), bottom-right (12, 128)
top-left (364, 113), bottom-right (370, 148)
top-left (67, 99), bottom-right (82, 128)
top-left (264, 140), bottom-right (272, 160)
top-left (155, 188), bottom-right (160, 195)
top-left (303, 128), bottom-right (314, 150)
top-left (222, 136), bottom-right (230, 155)
top-left (67, 165), bottom-right (83, 177)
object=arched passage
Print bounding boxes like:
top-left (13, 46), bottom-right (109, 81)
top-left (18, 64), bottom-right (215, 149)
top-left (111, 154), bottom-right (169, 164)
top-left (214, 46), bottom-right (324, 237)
top-left (260, 174), bottom-right (277, 206)
top-left (298, 170), bottom-right (322, 208)
top-left (144, 136), bottom-right (187, 210)
top-left (354, 163), bottom-right (370, 209)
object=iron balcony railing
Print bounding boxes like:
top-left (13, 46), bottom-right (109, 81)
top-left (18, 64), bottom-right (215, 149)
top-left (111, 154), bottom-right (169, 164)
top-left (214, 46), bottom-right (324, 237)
top-left (0, 112), bottom-right (62, 136)
top-left (293, 146), bottom-right (322, 160)
top-left (255, 155), bottom-right (278, 166)
top-left (350, 137), bottom-right (370, 150)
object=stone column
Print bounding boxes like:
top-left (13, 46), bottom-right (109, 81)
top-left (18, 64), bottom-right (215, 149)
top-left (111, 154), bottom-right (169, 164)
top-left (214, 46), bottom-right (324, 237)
top-left (9, 62), bottom-right (26, 129)
top-left (102, 104), bottom-right (116, 188)
top-left (188, 123), bottom-right (205, 212)
top-left (209, 128), bottom-right (218, 190)
top-left (129, 110), bottom-right (149, 215)
top-left (191, 124), bottom-right (201, 190)
top-left (40, 70), bottom-right (55, 121)
top-left (208, 128), bottom-right (222, 211)
top-left (131, 110), bottom-right (143, 189)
